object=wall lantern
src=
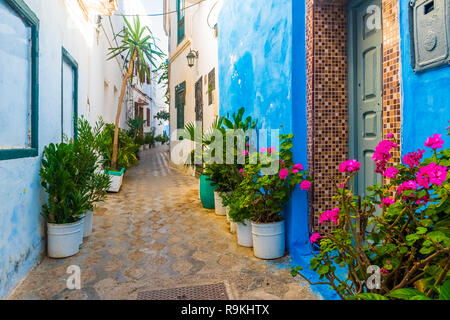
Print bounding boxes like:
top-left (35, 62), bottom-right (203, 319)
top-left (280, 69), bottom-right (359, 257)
top-left (187, 49), bottom-right (199, 68)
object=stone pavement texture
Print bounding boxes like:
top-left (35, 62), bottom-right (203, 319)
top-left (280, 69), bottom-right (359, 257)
top-left (8, 147), bottom-right (319, 300)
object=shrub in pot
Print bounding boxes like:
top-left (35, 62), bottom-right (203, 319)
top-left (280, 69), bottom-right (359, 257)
top-left (227, 190), bottom-right (254, 247)
top-left (75, 118), bottom-right (111, 237)
top-left (291, 130), bottom-right (450, 300)
top-left (239, 133), bottom-right (312, 259)
top-left (40, 143), bottom-right (90, 258)
top-left (97, 123), bottom-right (139, 192)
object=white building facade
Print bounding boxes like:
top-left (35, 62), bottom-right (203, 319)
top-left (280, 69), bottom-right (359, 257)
top-left (163, 0), bottom-right (222, 158)
top-left (0, 0), bottom-right (161, 297)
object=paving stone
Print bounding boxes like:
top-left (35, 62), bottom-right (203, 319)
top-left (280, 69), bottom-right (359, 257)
top-left (8, 147), bottom-right (319, 300)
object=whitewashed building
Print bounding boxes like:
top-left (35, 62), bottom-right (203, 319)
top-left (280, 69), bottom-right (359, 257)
top-left (163, 0), bottom-right (222, 157)
top-left (0, 0), bottom-right (162, 297)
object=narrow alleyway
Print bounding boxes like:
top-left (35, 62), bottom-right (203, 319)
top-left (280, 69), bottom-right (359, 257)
top-left (8, 147), bottom-right (319, 300)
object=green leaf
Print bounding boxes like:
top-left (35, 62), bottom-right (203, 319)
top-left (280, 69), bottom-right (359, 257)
top-left (439, 280), bottom-right (450, 300)
top-left (416, 227), bottom-right (427, 235)
top-left (317, 265), bottom-right (330, 275)
top-left (347, 293), bottom-right (389, 300)
top-left (387, 288), bottom-right (424, 300)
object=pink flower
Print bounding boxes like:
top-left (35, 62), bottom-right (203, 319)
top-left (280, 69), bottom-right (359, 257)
top-left (239, 169), bottom-right (245, 177)
top-left (292, 169), bottom-right (299, 174)
top-left (300, 180), bottom-right (311, 191)
top-left (259, 148), bottom-right (266, 153)
top-left (279, 168), bottom-right (289, 180)
top-left (385, 260), bottom-right (391, 265)
top-left (319, 208), bottom-right (340, 224)
top-left (379, 197), bottom-right (395, 208)
top-left (403, 149), bottom-right (425, 168)
top-left (397, 180), bottom-right (418, 195)
top-left (387, 132), bottom-right (394, 138)
top-left (293, 163), bottom-right (304, 171)
top-left (416, 163), bottom-right (448, 189)
top-left (416, 195), bottom-right (430, 206)
top-left (242, 150), bottom-right (249, 156)
top-left (339, 159), bottom-right (360, 173)
top-left (381, 268), bottom-right (390, 275)
top-left (425, 134), bottom-right (444, 150)
top-left (373, 140), bottom-right (397, 174)
top-left (310, 233), bottom-right (322, 244)
top-left (268, 147), bottom-right (276, 154)
top-left (383, 167), bottom-right (399, 179)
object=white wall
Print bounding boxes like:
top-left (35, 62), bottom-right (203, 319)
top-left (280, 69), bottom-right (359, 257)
top-left (166, 0), bottom-right (222, 158)
top-left (0, 0), bottom-right (126, 298)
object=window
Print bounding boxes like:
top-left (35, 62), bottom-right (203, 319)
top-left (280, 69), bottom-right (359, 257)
top-left (208, 68), bottom-right (216, 105)
top-left (61, 48), bottom-right (78, 141)
top-left (176, 0), bottom-right (185, 45)
top-left (175, 82), bottom-right (186, 134)
top-left (0, 0), bottom-right (39, 161)
top-left (146, 108), bottom-right (150, 126)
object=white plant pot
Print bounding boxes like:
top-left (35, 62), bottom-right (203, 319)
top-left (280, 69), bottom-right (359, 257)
top-left (237, 220), bottom-right (253, 247)
top-left (47, 219), bottom-right (84, 258)
top-left (252, 220), bottom-right (285, 260)
top-left (83, 210), bottom-right (93, 238)
top-left (107, 168), bottom-right (125, 193)
top-left (225, 206), bottom-right (237, 234)
top-left (140, 146), bottom-right (144, 152)
top-left (214, 191), bottom-right (227, 216)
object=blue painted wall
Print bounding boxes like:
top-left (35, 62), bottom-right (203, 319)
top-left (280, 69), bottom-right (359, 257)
top-left (218, 0), bottom-right (311, 265)
top-left (399, 0), bottom-right (450, 156)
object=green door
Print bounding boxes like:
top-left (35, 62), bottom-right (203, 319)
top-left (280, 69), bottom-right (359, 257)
top-left (349, 0), bottom-right (383, 197)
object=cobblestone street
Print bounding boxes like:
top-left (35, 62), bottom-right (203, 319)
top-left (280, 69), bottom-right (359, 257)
top-left (8, 147), bottom-right (319, 300)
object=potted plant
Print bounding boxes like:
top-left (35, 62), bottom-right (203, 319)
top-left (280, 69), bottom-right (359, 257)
top-left (240, 134), bottom-right (312, 259)
top-left (40, 143), bottom-right (89, 258)
top-left (75, 118), bottom-right (111, 237)
top-left (97, 124), bottom-right (139, 192)
top-left (227, 190), bottom-right (254, 247)
top-left (144, 128), bottom-right (155, 149)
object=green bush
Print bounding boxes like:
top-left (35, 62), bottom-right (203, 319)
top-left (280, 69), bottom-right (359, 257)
top-left (97, 123), bottom-right (139, 171)
top-left (145, 128), bottom-right (156, 146)
top-left (292, 129), bottom-right (450, 300)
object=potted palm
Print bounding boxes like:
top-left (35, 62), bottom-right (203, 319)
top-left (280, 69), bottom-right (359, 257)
top-left (239, 134), bottom-right (312, 259)
top-left (40, 143), bottom-right (89, 258)
top-left (107, 16), bottom-right (163, 173)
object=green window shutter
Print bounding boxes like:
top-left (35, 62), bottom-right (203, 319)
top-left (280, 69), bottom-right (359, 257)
top-left (177, 0), bottom-right (185, 44)
top-left (0, 0), bottom-right (39, 161)
top-left (175, 82), bottom-right (186, 132)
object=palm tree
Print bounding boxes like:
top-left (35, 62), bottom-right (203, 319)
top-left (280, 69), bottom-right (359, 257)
top-left (108, 17), bottom-right (164, 170)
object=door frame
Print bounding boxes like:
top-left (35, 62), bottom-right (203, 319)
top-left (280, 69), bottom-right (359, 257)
top-left (347, 0), bottom-right (383, 193)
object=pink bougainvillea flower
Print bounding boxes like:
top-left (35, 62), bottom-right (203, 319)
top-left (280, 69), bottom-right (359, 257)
top-left (319, 208), bottom-right (340, 224)
top-left (293, 163), bottom-right (304, 171)
top-left (403, 149), bottom-right (425, 168)
top-left (383, 167), bottom-right (399, 179)
top-left (397, 180), bottom-right (418, 195)
top-left (246, 143), bottom-right (250, 147)
top-left (300, 180), bottom-right (311, 191)
top-left (242, 150), bottom-right (249, 156)
top-left (310, 233), bottom-right (322, 244)
top-left (425, 134), bottom-right (444, 150)
top-left (387, 132), bottom-right (394, 138)
top-left (381, 268), bottom-right (390, 275)
top-left (379, 197), bottom-right (395, 208)
top-left (267, 146), bottom-right (276, 154)
top-left (279, 168), bottom-right (289, 180)
top-left (259, 147), bottom-right (266, 153)
top-left (416, 195), bottom-right (430, 206)
top-left (239, 169), bottom-right (245, 177)
top-left (372, 140), bottom-right (397, 174)
top-left (416, 163), bottom-right (448, 189)
top-left (339, 159), bottom-right (360, 173)
top-left (292, 169), bottom-right (299, 174)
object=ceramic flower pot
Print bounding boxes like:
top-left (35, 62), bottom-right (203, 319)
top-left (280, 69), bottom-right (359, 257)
top-left (251, 220), bottom-right (285, 260)
top-left (199, 175), bottom-right (217, 209)
top-left (47, 219), bottom-right (84, 258)
top-left (214, 191), bottom-right (227, 216)
top-left (106, 168), bottom-right (125, 193)
top-left (237, 220), bottom-right (253, 247)
top-left (83, 210), bottom-right (94, 238)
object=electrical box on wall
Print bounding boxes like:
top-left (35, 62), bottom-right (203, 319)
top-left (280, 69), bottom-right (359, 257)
top-left (409, 0), bottom-right (450, 72)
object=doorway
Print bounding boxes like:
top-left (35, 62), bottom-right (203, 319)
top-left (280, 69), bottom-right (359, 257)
top-left (348, 0), bottom-right (383, 197)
